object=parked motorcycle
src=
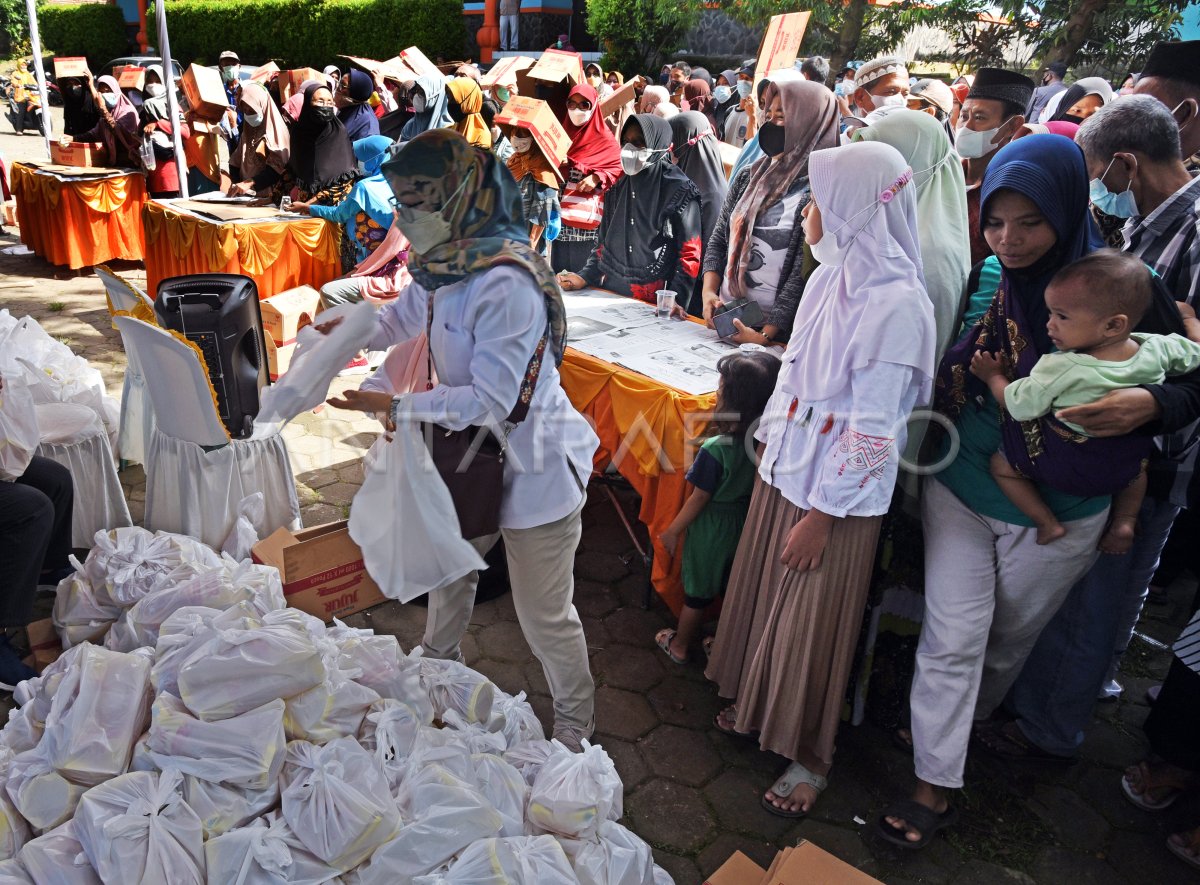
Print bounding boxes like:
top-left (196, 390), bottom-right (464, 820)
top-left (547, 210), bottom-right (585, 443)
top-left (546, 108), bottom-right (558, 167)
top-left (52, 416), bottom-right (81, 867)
top-left (3, 71), bottom-right (46, 136)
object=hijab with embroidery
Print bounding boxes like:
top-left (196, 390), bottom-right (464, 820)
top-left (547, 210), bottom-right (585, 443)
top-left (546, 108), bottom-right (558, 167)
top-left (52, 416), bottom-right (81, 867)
top-left (233, 82), bottom-right (291, 181)
top-left (669, 111), bottom-right (727, 245)
top-left (445, 77), bottom-right (491, 149)
top-left (288, 83), bottom-right (357, 193)
top-left (401, 73), bottom-right (454, 140)
top-left (381, 129), bottom-right (567, 363)
top-left (726, 78), bottom-right (838, 303)
top-left (854, 109), bottom-right (969, 359)
top-left (782, 141), bottom-right (935, 403)
top-left (563, 84), bottom-right (622, 182)
top-left (339, 69), bottom-right (380, 141)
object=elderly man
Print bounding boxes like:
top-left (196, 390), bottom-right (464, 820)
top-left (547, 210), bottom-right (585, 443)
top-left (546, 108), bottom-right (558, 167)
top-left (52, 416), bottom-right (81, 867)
top-left (850, 55), bottom-right (909, 114)
top-left (990, 97), bottom-right (1200, 767)
top-left (957, 68), bottom-right (1034, 264)
top-left (1134, 40), bottom-right (1200, 164)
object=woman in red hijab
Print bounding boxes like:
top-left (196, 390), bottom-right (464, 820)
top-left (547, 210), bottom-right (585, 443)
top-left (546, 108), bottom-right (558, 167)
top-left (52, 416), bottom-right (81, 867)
top-left (552, 84), bottom-right (623, 274)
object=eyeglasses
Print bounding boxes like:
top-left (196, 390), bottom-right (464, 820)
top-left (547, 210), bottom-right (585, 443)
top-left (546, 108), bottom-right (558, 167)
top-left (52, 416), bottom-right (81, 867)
top-left (566, 100), bottom-right (592, 111)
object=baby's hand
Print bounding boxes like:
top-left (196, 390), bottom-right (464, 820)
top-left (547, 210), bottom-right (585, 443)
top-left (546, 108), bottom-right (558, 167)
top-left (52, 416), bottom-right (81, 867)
top-left (970, 350), bottom-right (1006, 380)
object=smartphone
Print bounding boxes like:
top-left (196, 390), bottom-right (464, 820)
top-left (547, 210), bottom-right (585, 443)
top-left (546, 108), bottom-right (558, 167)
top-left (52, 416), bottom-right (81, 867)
top-left (712, 299), bottom-right (765, 340)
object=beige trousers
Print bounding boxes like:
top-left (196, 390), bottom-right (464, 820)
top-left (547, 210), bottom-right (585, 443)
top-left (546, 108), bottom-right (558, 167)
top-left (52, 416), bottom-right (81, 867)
top-left (422, 499), bottom-right (595, 730)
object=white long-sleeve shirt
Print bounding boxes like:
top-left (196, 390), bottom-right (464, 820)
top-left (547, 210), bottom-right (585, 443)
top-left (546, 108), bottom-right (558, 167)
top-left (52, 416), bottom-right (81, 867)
top-left (364, 265), bottom-right (599, 530)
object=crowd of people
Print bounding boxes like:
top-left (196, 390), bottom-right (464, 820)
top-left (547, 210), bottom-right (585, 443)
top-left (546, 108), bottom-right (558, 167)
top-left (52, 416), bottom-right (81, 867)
top-left (6, 33), bottom-right (1200, 873)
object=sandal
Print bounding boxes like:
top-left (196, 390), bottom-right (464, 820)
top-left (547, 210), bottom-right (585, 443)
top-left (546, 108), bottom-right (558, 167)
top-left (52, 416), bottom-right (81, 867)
top-left (654, 629), bottom-right (687, 665)
top-left (1167, 826), bottom-right (1200, 870)
top-left (761, 762), bottom-right (827, 819)
top-left (712, 705), bottom-right (757, 740)
top-left (701, 636), bottom-right (714, 658)
top-left (876, 799), bottom-right (959, 850)
top-left (973, 720), bottom-right (1075, 764)
top-left (1121, 760), bottom-right (1187, 811)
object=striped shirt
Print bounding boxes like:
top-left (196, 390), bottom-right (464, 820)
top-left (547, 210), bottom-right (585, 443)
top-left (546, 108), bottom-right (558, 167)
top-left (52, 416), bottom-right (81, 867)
top-left (1173, 608), bottom-right (1200, 675)
top-left (1123, 174), bottom-right (1200, 506)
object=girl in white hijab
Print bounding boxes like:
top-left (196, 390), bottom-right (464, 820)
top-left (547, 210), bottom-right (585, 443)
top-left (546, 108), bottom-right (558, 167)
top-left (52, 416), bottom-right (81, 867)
top-left (705, 140), bottom-right (936, 820)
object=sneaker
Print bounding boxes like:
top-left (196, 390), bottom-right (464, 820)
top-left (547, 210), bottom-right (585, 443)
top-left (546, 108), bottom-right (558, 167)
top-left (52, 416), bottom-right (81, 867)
top-left (0, 637), bottom-right (36, 687)
top-left (1098, 678), bottom-right (1123, 701)
top-left (552, 718), bottom-right (595, 753)
top-left (338, 352), bottom-right (370, 376)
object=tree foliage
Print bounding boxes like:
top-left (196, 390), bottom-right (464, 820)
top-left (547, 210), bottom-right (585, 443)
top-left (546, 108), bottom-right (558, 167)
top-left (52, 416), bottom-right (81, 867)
top-left (38, 3), bottom-right (128, 70)
top-left (587, 0), bottom-right (706, 75)
top-left (1, 0), bottom-right (30, 59)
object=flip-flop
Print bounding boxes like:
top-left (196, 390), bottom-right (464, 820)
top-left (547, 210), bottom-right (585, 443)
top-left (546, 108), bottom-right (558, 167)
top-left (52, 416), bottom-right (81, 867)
top-left (701, 636), bottom-right (714, 658)
top-left (876, 799), bottom-right (959, 850)
top-left (712, 705), bottom-right (757, 740)
top-left (1167, 829), bottom-right (1200, 870)
top-left (654, 629), bottom-right (687, 665)
top-left (761, 761), bottom-right (827, 819)
top-left (1121, 767), bottom-right (1182, 811)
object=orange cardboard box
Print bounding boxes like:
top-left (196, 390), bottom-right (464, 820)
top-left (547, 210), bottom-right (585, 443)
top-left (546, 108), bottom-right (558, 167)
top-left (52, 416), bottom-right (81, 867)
top-left (769, 841), bottom-right (883, 884)
top-left (527, 49), bottom-right (584, 86)
top-left (181, 63), bottom-right (229, 119)
top-left (250, 61), bottom-right (280, 83)
top-left (261, 285), bottom-right (321, 346)
top-left (252, 521), bottom-right (388, 622)
top-left (705, 851), bottom-right (767, 885)
top-left (281, 67), bottom-right (325, 103)
top-left (53, 56), bottom-right (89, 80)
top-left (50, 141), bottom-right (103, 167)
top-left (495, 97), bottom-right (568, 181)
top-left (116, 65), bottom-right (146, 91)
top-left (263, 336), bottom-right (295, 381)
top-left (599, 79), bottom-right (637, 119)
top-left (482, 55), bottom-right (535, 89)
top-left (754, 12), bottom-right (811, 85)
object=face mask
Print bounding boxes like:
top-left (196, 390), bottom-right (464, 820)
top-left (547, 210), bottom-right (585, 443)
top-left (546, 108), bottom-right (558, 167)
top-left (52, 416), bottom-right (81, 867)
top-left (495, 86), bottom-right (510, 103)
top-left (872, 92), bottom-right (907, 109)
top-left (620, 143), bottom-right (659, 175)
top-left (736, 80), bottom-right (753, 100)
top-left (1089, 157), bottom-right (1139, 218)
top-left (587, 75), bottom-right (601, 88)
top-left (244, 111), bottom-right (263, 127)
top-left (412, 93), bottom-right (426, 113)
top-left (447, 98), bottom-right (466, 123)
top-left (758, 122), bottom-right (786, 157)
top-left (221, 66), bottom-right (238, 82)
top-left (713, 85), bottom-right (732, 103)
top-left (809, 230), bottom-right (845, 267)
top-left (1171, 99), bottom-right (1195, 133)
top-left (146, 83), bottom-right (165, 98)
top-left (955, 118), bottom-right (1012, 159)
top-left (393, 176), bottom-right (470, 254)
top-left (101, 93), bottom-right (118, 109)
top-left (313, 106), bottom-right (336, 123)
top-left (568, 107), bottom-right (593, 127)
top-left (512, 135), bottom-right (533, 153)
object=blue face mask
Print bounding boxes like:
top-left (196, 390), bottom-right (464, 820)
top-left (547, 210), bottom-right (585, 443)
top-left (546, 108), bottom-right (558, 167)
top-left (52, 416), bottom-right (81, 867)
top-left (1089, 156), bottom-right (1138, 218)
top-left (736, 80), bottom-right (753, 100)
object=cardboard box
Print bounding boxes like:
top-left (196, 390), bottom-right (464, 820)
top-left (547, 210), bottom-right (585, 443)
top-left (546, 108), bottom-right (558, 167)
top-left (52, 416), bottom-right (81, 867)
top-left (50, 141), bottom-right (103, 167)
top-left (115, 65), bottom-right (146, 91)
top-left (261, 285), bottom-right (321, 346)
top-left (482, 55), bottom-right (535, 89)
top-left (399, 46), bottom-right (443, 82)
top-left (53, 56), bottom-right (89, 80)
top-left (705, 851), bottom-right (767, 885)
top-left (250, 61), bottom-right (280, 83)
top-left (281, 67), bottom-right (325, 103)
top-left (527, 49), bottom-right (584, 86)
top-left (3, 200), bottom-right (15, 228)
top-left (252, 521), bottom-right (388, 622)
top-left (600, 79), bottom-right (637, 119)
top-left (718, 141), bottom-right (741, 180)
top-left (181, 63), bottom-right (229, 119)
top-left (25, 618), bottom-right (62, 673)
top-left (754, 12), bottom-right (812, 85)
top-left (264, 335), bottom-right (295, 381)
top-left (495, 97), bottom-right (568, 181)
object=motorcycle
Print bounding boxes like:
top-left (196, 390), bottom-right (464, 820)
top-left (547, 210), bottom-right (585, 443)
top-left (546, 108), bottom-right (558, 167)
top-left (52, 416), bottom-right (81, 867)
top-left (3, 74), bottom-right (45, 137)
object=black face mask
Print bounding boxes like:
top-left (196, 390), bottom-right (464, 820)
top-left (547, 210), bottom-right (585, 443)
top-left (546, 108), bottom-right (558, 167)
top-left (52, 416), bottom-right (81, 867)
top-left (446, 94), bottom-right (466, 123)
top-left (758, 121), bottom-right (786, 157)
top-left (313, 106), bottom-right (336, 123)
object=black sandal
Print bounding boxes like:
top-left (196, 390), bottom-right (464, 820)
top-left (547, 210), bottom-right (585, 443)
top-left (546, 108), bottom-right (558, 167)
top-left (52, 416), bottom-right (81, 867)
top-left (876, 799), bottom-right (958, 850)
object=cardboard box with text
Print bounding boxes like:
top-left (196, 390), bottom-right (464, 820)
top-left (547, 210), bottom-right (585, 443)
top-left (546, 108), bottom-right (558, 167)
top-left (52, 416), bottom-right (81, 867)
top-left (51, 141), bottom-right (103, 167)
top-left (53, 57), bottom-right (89, 80)
top-left (116, 65), bottom-right (146, 92)
top-left (754, 12), bottom-right (812, 85)
top-left (281, 67), bottom-right (326, 103)
top-left (527, 49), bottom-right (584, 87)
top-left (261, 285), bottom-right (321, 346)
top-left (483, 56), bottom-right (535, 89)
top-left (495, 97), bottom-right (568, 181)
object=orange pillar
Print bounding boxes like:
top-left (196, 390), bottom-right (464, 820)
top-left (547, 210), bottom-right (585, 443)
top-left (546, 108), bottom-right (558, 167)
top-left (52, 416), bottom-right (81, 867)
top-left (136, 0), bottom-right (149, 52)
top-left (478, 0), bottom-right (501, 63)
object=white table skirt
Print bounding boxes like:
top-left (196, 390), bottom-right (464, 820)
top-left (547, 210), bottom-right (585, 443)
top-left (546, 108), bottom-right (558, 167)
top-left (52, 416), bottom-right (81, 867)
top-left (36, 432), bottom-right (132, 548)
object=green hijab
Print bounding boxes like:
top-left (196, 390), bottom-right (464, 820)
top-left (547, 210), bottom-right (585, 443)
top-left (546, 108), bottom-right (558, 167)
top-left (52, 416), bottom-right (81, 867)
top-left (855, 109), bottom-right (970, 360)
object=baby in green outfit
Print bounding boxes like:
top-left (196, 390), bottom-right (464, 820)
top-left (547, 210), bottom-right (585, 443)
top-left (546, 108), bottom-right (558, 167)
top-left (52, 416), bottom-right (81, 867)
top-left (971, 251), bottom-right (1200, 552)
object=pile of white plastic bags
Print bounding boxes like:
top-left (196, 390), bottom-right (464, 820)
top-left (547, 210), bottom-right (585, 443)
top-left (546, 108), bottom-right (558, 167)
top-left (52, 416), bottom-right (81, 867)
top-left (0, 525), bottom-right (672, 885)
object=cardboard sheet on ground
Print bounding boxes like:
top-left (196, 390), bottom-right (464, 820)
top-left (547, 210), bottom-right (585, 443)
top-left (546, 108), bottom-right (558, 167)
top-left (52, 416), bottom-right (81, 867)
top-left (754, 11), bottom-right (812, 86)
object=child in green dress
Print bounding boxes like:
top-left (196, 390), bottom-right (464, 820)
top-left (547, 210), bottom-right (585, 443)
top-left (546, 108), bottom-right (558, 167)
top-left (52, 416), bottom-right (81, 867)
top-left (656, 350), bottom-right (781, 663)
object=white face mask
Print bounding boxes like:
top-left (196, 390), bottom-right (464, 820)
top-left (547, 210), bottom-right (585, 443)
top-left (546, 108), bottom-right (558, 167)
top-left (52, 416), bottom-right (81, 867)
top-left (392, 176), bottom-right (471, 255)
top-left (568, 107), bottom-right (593, 127)
top-left (809, 231), bottom-right (845, 266)
top-left (736, 80), bottom-right (753, 100)
top-left (512, 136), bottom-right (533, 153)
top-left (145, 83), bottom-right (165, 98)
top-left (244, 111), bottom-right (264, 127)
top-left (955, 117), bottom-right (1013, 159)
top-left (412, 93), bottom-right (426, 113)
top-left (101, 93), bottom-right (118, 109)
top-left (620, 143), bottom-right (667, 176)
top-left (713, 85), bottom-right (732, 103)
top-left (871, 92), bottom-right (907, 109)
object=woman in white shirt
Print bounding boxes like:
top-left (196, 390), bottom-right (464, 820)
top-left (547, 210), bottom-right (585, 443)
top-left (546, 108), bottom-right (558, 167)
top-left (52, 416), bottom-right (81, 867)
top-left (704, 141), bottom-right (936, 817)
top-left (328, 130), bottom-right (600, 750)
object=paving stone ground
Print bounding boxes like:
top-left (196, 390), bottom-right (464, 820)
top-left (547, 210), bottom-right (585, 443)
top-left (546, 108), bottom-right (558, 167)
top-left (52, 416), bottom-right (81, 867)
top-left (3, 127), bottom-right (1198, 881)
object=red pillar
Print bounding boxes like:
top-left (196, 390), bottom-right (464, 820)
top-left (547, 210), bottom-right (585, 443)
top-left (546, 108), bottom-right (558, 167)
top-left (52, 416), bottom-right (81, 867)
top-left (478, 0), bottom-right (500, 63)
top-left (136, 0), bottom-right (149, 52)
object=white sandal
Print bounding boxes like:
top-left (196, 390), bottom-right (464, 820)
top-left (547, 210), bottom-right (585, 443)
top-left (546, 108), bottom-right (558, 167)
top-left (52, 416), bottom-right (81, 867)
top-left (761, 761), bottom-right (827, 819)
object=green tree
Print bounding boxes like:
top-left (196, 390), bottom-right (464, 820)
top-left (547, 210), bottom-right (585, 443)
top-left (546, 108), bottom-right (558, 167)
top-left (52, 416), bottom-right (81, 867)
top-left (1, 0), bottom-right (31, 59)
top-left (586, 0), bottom-right (705, 76)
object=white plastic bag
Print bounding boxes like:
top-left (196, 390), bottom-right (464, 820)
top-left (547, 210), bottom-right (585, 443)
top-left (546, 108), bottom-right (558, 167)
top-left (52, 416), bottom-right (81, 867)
top-left (0, 374), bottom-right (39, 482)
top-left (221, 493), bottom-right (267, 562)
top-left (420, 657), bottom-right (496, 725)
top-left (6, 745), bottom-right (88, 833)
top-left (40, 644), bottom-right (151, 786)
top-left (51, 574), bottom-right (119, 651)
top-left (472, 753), bottom-right (528, 838)
top-left (0, 857), bottom-right (31, 884)
top-left (326, 625), bottom-right (432, 722)
top-left (0, 750), bottom-right (29, 861)
top-left (282, 639), bottom-right (380, 744)
top-left (558, 821), bottom-right (656, 885)
top-left (253, 301), bottom-right (379, 436)
top-left (417, 835), bottom-right (578, 885)
top-left (150, 603), bottom-right (262, 699)
top-left (77, 528), bottom-right (222, 610)
top-left (503, 739), bottom-right (557, 787)
top-left (17, 821), bottom-right (99, 885)
top-left (439, 711), bottom-right (507, 756)
top-left (146, 694), bottom-right (286, 790)
top-left (203, 814), bottom-right (340, 885)
top-left (348, 425), bottom-right (487, 603)
top-left (278, 737), bottom-right (398, 871)
top-left (182, 775), bottom-right (280, 840)
top-left (177, 612), bottom-right (325, 721)
top-left (0, 707), bottom-right (42, 756)
top-left (357, 700), bottom-right (423, 795)
top-left (73, 768), bottom-right (205, 885)
top-left (528, 741), bottom-right (622, 840)
top-left (489, 691), bottom-right (545, 748)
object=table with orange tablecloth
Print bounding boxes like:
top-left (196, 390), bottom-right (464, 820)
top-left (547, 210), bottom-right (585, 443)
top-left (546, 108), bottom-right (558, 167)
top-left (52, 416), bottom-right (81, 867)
top-left (11, 162), bottom-right (146, 269)
top-left (560, 336), bottom-right (718, 617)
top-left (143, 200), bottom-right (341, 300)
